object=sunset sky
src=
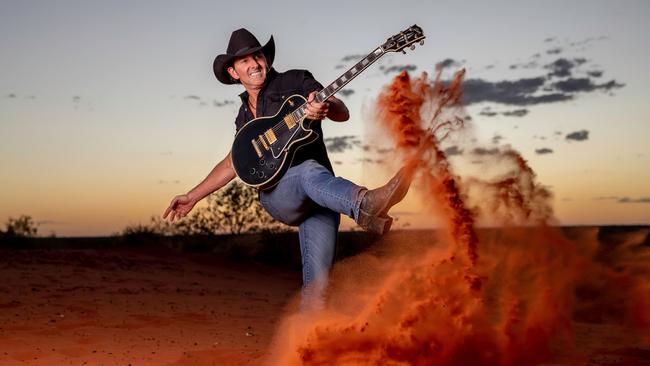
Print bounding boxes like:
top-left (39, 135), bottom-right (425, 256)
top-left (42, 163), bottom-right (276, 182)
top-left (1, 0), bottom-right (649, 236)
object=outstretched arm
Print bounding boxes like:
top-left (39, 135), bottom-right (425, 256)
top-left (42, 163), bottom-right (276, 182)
top-left (163, 151), bottom-right (237, 221)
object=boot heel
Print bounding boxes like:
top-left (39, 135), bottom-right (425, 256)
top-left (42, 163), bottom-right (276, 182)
top-left (368, 215), bottom-right (393, 235)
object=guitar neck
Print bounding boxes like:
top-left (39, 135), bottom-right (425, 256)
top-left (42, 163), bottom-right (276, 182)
top-left (293, 47), bottom-right (386, 119)
top-left (290, 24), bottom-right (425, 121)
top-left (316, 47), bottom-right (385, 102)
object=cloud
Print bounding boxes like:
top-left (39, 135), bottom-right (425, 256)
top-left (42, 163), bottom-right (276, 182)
top-left (546, 47), bottom-right (562, 55)
top-left (593, 196), bottom-right (650, 204)
top-left (462, 55), bottom-right (624, 107)
top-left (618, 197), bottom-right (650, 203)
top-left (566, 130), bottom-right (589, 141)
top-left (535, 148), bottom-right (554, 155)
top-left (479, 108), bottom-right (498, 117)
top-left (544, 37), bottom-right (557, 43)
top-left (545, 58), bottom-right (578, 78)
top-left (492, 135), bottom-right (504, 144)
top-left (501, 109), bottom-right (529, 117)
top-left (357, 158), bottom-right (384, 164)
top-left (463, 77), bottom-right (573, 106)
top-left (593, 196), bottom-right (619, 201)
top-left (574, 57), bottom-right (587, 65)
top-left (36, 219), bottom-right (70, 226)
top-left (444, 146), bottom-right (463, 156)
top-left (338, 89), bottom-right (355, 98)
top-left (509, 61), bottom-right (538, 70)
top-left (375, 147), bottom-right (393, 154)
top-left (73, 96), bottom-right (81, 103)
top-left (553, 78), bottom-right (624, 93)
top-left (479, 106), bottom-right (529, 118)
top-left (437, 58), bottom-right (461, 69)
top-left (587, 70), bottom-right (603, 78)
top-left (472, 147), bottom-right (499, 156)
top-left (380, 64), bottom-right (417, 75)
top-left (182, 95), bottom-right (234, 108)
top-left (158, 180), bottom-right (181, 184)
top-left (6, 93), bottom-right (17, 98)
top-left (568, 36), bottom-right (607, 49)
top-left (340, 54), bottom-right (365, 62)
top-left (213, 99), bottom-right (235, 107)
top-left (324, 135), bottom-right (361, 153)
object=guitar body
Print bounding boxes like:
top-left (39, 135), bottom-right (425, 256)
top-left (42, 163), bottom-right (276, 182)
top-left (231, 94), bottom-right (318, 190)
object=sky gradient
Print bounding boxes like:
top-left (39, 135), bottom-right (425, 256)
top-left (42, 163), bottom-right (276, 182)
top-left (1, 0), bottom-right (649, 236)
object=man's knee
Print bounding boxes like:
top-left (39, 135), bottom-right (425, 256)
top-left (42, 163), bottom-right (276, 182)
top-left (296, 159), bottom-right (321, 172)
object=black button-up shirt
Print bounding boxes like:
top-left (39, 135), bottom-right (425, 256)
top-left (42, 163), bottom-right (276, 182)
top-left (234, 68), bottom-right (334, 174)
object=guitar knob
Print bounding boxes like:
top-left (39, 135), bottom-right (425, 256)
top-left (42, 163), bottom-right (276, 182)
top-left (268, 163), bottom-right (275, 169)
top-left (257, 171), bottom-right (264, 178)
top-left (249, 168), bottom-right (256, 175)
top-left (259, 159), bottom-right (265, 165)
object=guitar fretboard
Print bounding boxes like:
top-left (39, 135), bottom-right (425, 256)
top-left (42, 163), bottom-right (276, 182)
top-left (292, 47), bottom-right (385, 121)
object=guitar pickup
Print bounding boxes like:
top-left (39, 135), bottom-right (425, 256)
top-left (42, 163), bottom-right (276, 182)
top-left (284, 114), bottom-right (296, 129)
top-left (264, 129), bottom-right (277, 144)
top-left (259, 136), bottom-right (269, 150)
top-left (251, 139), bottom-right (262, 157)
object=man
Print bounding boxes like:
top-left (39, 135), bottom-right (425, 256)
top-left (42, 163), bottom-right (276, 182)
top-left (163, 28), bottom-right (411, 306)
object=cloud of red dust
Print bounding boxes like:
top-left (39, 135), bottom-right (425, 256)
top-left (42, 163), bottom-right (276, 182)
top-left (267, 69), bottom-right (650, 366)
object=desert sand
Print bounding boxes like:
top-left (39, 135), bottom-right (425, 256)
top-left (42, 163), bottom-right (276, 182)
top-left (1, 228), bottom-right (649, 366)
top-left (0, 242), bottom-right (301, 366)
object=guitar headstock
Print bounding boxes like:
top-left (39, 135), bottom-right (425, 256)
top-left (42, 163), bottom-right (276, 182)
top-left (381, 24), bottom-right (425, 54)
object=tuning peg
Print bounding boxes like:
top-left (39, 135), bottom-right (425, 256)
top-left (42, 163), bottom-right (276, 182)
top-left (410, 45), bottom-right (415, 50)
top-left (402, 50), bottom-right (406, 54)
top-left (420, 40), bottom-right (424, 45)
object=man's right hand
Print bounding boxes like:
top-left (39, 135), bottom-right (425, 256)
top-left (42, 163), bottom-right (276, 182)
top-left (163, 194), bottom-right (197, 221)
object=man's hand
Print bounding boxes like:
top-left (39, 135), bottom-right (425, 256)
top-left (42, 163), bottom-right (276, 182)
top-left (305, 91), bottom-right (349, 122)
top-left (163, 194), bottom-right (197, 221)
top-left (305, 91), bottom-right (330, 120)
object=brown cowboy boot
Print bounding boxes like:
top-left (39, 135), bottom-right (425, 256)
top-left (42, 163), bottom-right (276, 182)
top-left (356, 166), bottom-right (413, 235)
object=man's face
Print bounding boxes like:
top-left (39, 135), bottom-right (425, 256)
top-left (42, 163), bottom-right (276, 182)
top-left (227, 51), bottom-right (268, 89)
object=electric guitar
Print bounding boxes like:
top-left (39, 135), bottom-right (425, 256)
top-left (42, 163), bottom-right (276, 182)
top-left (231, 25), bottom-right (425, 190)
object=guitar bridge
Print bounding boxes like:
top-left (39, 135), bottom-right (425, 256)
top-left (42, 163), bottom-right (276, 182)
top-left (251, 139), bottom-right (262, 158)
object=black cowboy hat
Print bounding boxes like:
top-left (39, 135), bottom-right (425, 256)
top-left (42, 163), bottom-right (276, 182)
top-left (213, 28), bottom-right (275, 84)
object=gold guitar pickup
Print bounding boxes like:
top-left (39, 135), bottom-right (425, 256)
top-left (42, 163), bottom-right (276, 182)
top-left (284, 114), bottom-right (296, 129)
top-left (264, 129), bottom-right (277, 144)
top-left (259, 136), bottom-right (269, 150)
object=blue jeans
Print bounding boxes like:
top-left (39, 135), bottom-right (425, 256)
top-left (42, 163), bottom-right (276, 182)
top-left (259, 160), bottom-right (366, 308)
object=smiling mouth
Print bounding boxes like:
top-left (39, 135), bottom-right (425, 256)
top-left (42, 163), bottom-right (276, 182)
top-left (249, 70), bottom-right (263, 78)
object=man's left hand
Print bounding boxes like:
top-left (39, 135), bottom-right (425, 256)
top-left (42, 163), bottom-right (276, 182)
top-left (305, 91), bottom-right (330, 120)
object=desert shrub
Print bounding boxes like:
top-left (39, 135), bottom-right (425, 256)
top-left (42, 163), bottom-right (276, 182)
top-left (1, 215), bottom-right (39, 238)
top-left (124, 180), bottom-right (290, 236)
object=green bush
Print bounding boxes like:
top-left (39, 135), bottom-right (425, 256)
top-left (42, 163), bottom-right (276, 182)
top-left (123, 180), bottom-right (290, 236)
